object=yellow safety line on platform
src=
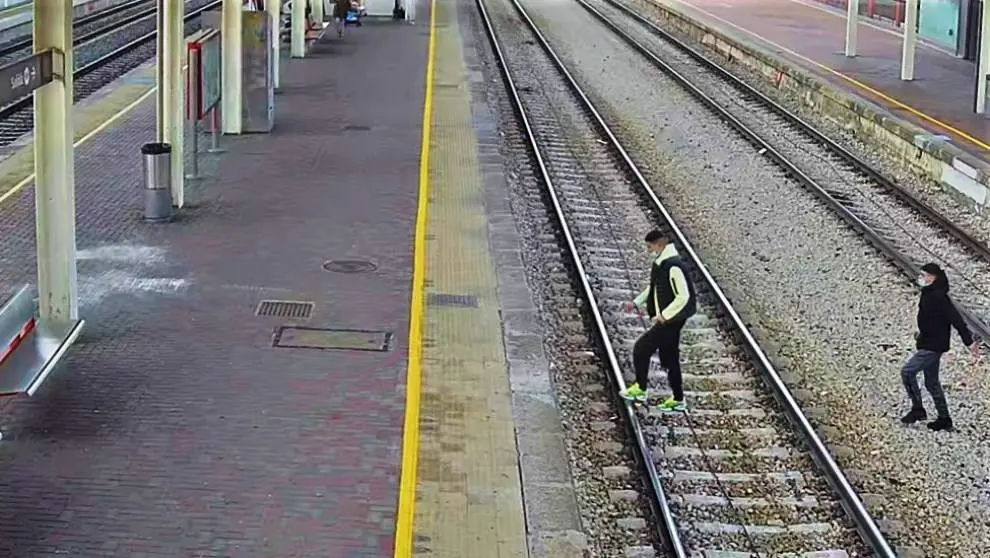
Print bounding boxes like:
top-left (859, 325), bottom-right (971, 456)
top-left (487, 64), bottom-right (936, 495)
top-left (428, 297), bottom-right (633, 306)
top-left (671, 0), bottom-right (990, 153)
top-left (394, 0), bottom-right (437, 556)
top-left (0, 85), bottom-right (157, 207)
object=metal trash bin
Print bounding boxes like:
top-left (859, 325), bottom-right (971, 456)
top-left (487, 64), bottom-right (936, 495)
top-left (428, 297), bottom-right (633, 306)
top-left (141, 142), bottom-right (173, 222)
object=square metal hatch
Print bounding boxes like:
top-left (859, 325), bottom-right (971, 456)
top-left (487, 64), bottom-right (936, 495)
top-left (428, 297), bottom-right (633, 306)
top-left (273, 327), bottom-right (392, 352)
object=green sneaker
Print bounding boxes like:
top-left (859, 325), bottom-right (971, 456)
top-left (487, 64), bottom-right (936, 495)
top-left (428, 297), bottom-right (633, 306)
top-left (659, 396), bottom-right (686, 413)
top-left (620, 383), bottom-right (648, 402)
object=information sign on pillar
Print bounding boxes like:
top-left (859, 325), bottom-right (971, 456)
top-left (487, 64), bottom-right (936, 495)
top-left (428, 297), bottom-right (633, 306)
top-left (0, 50), bottom-right (56, 105)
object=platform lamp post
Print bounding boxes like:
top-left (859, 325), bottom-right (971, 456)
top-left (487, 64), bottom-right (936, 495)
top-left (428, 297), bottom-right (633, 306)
top-left (977, 0), bottom-right (990, 113)
top-left (267, 0), bottom-right (280, 89)
top-left (291, 0), bottom-right (306, 58)
top-left (221, 0), bottom-right (243, 133)
top-left (156, 0), bottom-right (185, 207)
top-left (900, 0), bottom-right (918, 80)
top-left (845, 0), bottom-right (859, 57)
top-left (33, 0), bottom-right (78, 321)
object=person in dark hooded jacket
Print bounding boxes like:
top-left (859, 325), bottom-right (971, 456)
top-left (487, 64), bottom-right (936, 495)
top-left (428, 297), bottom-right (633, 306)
top-left (900, 263), bottom-right (981, 431)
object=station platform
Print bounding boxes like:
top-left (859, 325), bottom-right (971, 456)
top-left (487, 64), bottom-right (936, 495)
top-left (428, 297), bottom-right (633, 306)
top-left (660, 0), bottom-right (990, 159)
top-left (0, 1), bottom-right (580, 555)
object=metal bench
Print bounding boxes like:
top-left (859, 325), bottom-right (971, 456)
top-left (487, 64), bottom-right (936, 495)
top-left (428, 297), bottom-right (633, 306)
top-left (0, 284), bottom-right (84, 439)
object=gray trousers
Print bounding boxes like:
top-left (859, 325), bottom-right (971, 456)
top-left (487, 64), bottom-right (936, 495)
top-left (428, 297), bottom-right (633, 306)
top-left (901, 349), bottom-right (949, 418)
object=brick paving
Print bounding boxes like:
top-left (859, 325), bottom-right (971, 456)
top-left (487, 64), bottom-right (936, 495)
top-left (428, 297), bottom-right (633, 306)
top-left (677, 0), bottom-right (990, 154)
top-left (0, 16), bottom-right (427, 558)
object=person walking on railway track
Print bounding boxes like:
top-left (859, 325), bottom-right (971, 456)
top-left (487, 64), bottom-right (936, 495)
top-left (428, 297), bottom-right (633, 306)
top-left (620, 229), bottom-right (697, 412)
top-left (900, 262), bottom-right (981, 432)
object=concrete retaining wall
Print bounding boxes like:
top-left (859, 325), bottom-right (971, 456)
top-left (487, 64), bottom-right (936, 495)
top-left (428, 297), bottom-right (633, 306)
top-left (642, 0), bottom-right (990, 213)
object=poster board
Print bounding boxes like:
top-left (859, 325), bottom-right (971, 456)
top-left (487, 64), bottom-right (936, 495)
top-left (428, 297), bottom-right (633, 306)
top-left (186, 28), bottom-right (221, 121)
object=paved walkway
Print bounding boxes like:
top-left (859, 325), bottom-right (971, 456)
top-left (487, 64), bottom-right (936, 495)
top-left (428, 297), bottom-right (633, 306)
top-left (406, 0), bottom-right (585, 556)
top-left (0, 16), bottom-right (425, 558)
top-left (665, 0), bottom-right (990, 158)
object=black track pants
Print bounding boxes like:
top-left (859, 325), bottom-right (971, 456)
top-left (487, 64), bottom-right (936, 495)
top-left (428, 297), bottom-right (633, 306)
top-left (632, 320), bottom-right (685, 400)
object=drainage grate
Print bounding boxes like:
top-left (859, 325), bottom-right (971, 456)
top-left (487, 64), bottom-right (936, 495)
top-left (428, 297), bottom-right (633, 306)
top-left (342, 124), bottom-right (372, 132)
top-left (273, 327), bottom-right (392, 352)
top-left (428, 293), bottom-right (479, 308)
top-left (255, 300), bottom-right (314, 319)
top-left (323, 260), bottom-right (378, 274)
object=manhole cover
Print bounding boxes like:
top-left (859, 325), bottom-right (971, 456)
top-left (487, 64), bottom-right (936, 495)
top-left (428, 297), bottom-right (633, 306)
top-left (323, 260), bottom-right (377, 273)
top-left (273, 327), bottom-right (392, 352)
top-left (256, 300), bottom-right (314, 318)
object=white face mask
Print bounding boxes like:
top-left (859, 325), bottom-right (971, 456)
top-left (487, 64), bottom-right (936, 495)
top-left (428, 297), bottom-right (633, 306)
top-left (917, 275), bottom-right (931, 288)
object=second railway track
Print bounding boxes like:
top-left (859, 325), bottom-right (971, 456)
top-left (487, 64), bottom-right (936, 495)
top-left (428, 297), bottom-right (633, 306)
top-left (0, 0), bottom-right (220, 147)
top-left (475, 0), bottom-right (898, 555)
top-left (577, 0), bottom-right (990, 349)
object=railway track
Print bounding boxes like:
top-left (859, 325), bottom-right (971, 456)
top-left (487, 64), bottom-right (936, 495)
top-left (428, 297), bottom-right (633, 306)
top-left (0, 0), bottom-right (156, 65)
top-left (578, 0), bottom-right (990, 349)
top-left (0, 0), bottom-right (220, 147)
top-left (475, 0), bottom-right (897, 555)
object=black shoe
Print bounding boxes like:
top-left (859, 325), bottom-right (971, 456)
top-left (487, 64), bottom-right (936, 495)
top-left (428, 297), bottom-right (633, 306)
top-left (927, 417), bottom-right (953, 432)
top-left (900, 408), bottom-right (927, 424)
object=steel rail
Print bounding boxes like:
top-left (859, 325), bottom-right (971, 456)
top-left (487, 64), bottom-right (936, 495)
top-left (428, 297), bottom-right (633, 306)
top-left (478, 0), bottom-right (900, 554)
top-left (577, 0), bottom-right (990, 352)
top-left (0, 0), bottom-right (151, 58)
top-left (0, 0), bottom-right (221, 121)
top-left (473, 0), bottom-right (685, 554)
top-left (601, 0), bottom-right (990, 266)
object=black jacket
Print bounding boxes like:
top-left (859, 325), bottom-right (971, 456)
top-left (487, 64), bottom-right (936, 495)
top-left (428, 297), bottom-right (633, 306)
top-left (635, 244), bottom-right (697, 323)
top-left (916, 271), bottom-right (973, 353)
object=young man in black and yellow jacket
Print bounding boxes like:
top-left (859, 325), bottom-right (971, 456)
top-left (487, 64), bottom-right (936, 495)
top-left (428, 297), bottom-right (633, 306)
top-left (621, 229), bottom-right (697, 412)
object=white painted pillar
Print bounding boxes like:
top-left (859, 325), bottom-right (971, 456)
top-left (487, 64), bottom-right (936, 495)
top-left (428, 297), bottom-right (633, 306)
top-left (161, 0), bottom-right (185, 207)
top-left (312, 0), bottom-right (324, 25)
top-left (901, 0), bottom-right (918, 80)
top-left (845, 0), bottom-right (859, 57)
top-left (33, 0), bottom-right (77, 321)
top-left (977, 0), bottom-right (990, 113)
top-left (267, 0), bottom-right (280, 89)
top-left (292, 0), bottom-right (305, 58)
top-left (221, 0), bottom-right (243, 133)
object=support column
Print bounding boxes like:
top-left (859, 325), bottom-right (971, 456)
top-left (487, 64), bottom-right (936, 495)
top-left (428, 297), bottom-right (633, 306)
top-left (845, 0), bottom-right (859, 57)
top-left (161, 0), bottom-right (185, 207)
top-left (901, 0), bottom-right (918, 80)
top-left (291, 0), bottom-right (305, 58)
top-left (977, 0), bottom-right (990, 112)
top-left (267, 0), bottom-right (280, 89)
top-left (221, 0), bottom-right (243, 133)
top-left (33, 0), bottom-right (77, 321)
top-left (312, 0), bottom-right (324, 25)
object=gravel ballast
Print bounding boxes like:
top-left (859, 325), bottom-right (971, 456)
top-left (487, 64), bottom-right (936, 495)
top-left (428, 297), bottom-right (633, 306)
top-left (621, 0), bottom-right (990, 248)
top-left (514, 0), bottom-right (990, 554)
